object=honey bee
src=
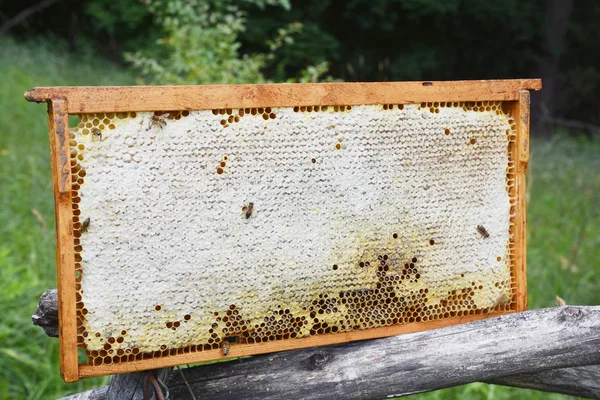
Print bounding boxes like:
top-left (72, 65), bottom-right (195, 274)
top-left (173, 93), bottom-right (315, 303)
top-left (493, 293), bottom-right (511, 308)
top-left (222, 336), bottom-right (239, 356)
top-left (91, 127), bottom-right (103, 141)
top-left (80, 217), bottom-right (90, 233)
top-left (242, 202), bottom-right (254, 219)
top-left (149, 114), bottom-right (167, 130)
top-left (556, 295), bottom-right (567, 307)
top-left (476, 225), bottom-right (489, 238)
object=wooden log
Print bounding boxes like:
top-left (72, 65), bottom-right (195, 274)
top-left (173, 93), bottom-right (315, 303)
top-left (32, 289), bottom-right (58, 337)
top-left (163, 307), bottom-right (600, 399)
top-left (104, 369), bottom-right (172, 400)
top-left (58, 365), bottom-right (600, 400)
top-left (61, 387), bottom-right (107, 400)
top-left (60, 370), bottom-right (175, 400)
top-left (36, 291), bottom-right (600, 399)
top-left (485, 365), bottom-right (600, 399)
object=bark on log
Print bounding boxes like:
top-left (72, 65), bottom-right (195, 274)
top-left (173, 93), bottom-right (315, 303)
top-left (486, 365), bottom-right (600, 399)
top-left (32, 289), bottom-right (58, 338)
top-left (104, 369), bottom-right (172, 400)
top-left (61, 387), bottom-right (107, 400)
top-left (59, 365), bottom-right (600, 400)
top-left (162, 307), bottom-right (600, 399)
top-left (35, 291), bottom-right (600, 399)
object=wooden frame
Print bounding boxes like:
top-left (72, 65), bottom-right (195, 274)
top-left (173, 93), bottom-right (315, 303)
top-left (26, 79), bottom-right (541, 113)
top-left (27, 79), bottom-right (540, 382)
top-left (508, 90), bottom-right (531, 312)
top-left (46, 99), bottom-right (79, 382)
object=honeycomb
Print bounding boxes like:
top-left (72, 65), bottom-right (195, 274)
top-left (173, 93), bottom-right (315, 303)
top-left (68, 102), bottom-right (518, 367)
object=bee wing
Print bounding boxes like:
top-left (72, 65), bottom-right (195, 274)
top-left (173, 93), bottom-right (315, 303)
top-left (556, 295), bottom-right (567, 307)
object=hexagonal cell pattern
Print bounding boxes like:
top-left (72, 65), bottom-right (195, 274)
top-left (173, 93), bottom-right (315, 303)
top-left (68, 103), bottom-right (517, 366)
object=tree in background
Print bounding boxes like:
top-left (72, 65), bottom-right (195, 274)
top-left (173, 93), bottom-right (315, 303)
top-left (124, 0), bottom-right (330, 84)
top-left (535, 0), bottom-right (574, 135)
top-left (1, 0), bottom-right (598, 134)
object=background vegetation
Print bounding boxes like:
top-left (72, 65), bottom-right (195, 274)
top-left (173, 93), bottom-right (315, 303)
top-left (0, 0), bottom-right (598, 399)
top-left (3, 0), bottom-right (600, 131)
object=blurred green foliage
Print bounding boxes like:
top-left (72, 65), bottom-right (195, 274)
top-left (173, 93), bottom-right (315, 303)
top-left (94, 0), bottom-right (331, 84)
top-left (248, 0), bottom-right (542, 81)
top-left (0, 36), bottom-right (132, 400)
top-left (1, 0), bottom-right (599, 398)
top-left (123, 0), bottom-right (303, 84)
top-left (1, 35), bottom-right (598, 399)
top-left (5, 1), bottom-right (599, 123)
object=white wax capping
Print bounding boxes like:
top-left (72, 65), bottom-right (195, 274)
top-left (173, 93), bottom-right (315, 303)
top-left (72, 104), bottom-right (514, 353)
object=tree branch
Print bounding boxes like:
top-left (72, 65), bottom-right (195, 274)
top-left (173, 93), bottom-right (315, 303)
top-left (548, 117), bottom-right (600, 133)
top-left (486, 365), bottom-right (600, 399)
top-left (0, 0), bottom-right (61, 35)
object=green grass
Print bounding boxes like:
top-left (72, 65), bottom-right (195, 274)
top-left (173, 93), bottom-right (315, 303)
top-left (0, 36), bottom-right (133, 400)
top-left (0, 36), bottom-right (598, 399)
top-left (526, 134), bottom-right (600, 308)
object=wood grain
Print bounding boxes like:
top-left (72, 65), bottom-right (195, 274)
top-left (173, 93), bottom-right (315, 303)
top-left (138, 307), bottom-right (600, 399)
top-left (486, 364), bottom-right (600, 399)
top-left (32, 288), bottom-right (58, 337)
top-left (104, 369), bottom-right (171, 400)
top-left (37, 304), bottom-right (600, 400)
top-left (47, 100), bottom-right (78, 382)
top-left (25, 79), bottom-right (542, 113)
top-left (59, 364), bottom-right (600, 400)
top-left (509, 91), bottom-right (530, 312)
top-left (156, 307), bottom-right (600, 399)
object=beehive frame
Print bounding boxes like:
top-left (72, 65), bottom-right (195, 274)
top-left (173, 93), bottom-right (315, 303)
top-left (26, 79), bottom-right (541, 382)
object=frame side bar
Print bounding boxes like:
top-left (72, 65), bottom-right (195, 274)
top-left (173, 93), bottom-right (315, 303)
top-left (513, 90), bottom-right (530, 311)
top-left (47, 99), bottom-right (79, 382)
top-left (25, 79), bottom-right (542, 113)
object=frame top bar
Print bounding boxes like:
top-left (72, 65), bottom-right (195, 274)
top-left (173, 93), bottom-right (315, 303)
top-left (25, 79), bottom-right (541, 113)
